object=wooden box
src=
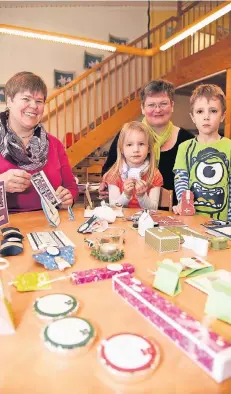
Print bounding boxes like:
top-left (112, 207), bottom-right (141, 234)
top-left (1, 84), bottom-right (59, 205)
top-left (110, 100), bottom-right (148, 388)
top-left (145, 227), bottom-right (180, 253)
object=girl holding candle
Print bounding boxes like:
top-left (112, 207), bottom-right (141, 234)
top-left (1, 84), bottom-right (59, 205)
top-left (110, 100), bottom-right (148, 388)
top-left (103, 121), bottom-right (163, 209)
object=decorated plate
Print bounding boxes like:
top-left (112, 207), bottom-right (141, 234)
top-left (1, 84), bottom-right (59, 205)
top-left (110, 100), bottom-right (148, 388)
top-left (43, 316), bottom-right (95, 351)
top-left (98, 333), bottom-right (160, 380)
top-left (34, 293), bottom-right (78, 319)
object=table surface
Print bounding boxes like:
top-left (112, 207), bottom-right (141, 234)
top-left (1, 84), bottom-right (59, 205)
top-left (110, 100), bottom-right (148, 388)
top-left (0, 209), bottom-right (231, 394)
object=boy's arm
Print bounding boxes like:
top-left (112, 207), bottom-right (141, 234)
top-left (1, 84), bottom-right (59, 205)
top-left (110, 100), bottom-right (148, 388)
top-left (228, 175), bottom-right (231, 221)
top-left (173, 142), bottom-right (190, 206)
top-left (174, 170), bottom-right (190, 203)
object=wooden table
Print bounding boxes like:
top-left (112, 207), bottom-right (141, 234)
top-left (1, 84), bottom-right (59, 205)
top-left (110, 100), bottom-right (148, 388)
top-left (0, 209), bottom-right (231, 394)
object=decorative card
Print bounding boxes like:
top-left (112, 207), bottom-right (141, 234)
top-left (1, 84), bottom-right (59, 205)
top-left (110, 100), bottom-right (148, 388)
top-left (0, 181), bottom-right (9, 228)
top-left (179, 257), bottom-right (214, 278)
top-left (12, 272), bottom-right (51, 292)
top-left (27, 230), bottom-right (75, 251)
top-left (31, 171), bottom-right (61, 207)
top-left (32, 246), bottom-right (75, 271)
top-left (205, 279), bottom-right (231, 324)
top-left (153, 260), bottom-right (182, 296)
top-left (185, 270), bottom-right (231, 294)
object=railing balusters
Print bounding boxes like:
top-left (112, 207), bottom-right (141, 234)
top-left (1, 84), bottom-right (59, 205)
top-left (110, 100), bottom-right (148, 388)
top-left (79, 81), bottom-right (82, 138)
top-left (71, 86), bottom-right (75, 145)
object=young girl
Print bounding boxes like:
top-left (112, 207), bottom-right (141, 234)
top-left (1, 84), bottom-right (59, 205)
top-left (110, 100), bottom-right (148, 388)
top-left (103, 121), bottom-right (163, 209)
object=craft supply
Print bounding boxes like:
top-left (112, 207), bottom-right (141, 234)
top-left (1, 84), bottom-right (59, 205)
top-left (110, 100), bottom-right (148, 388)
top-left (145, 227), bottom-right (180, 253)
top-left (34, 293), bottom-right (78, 320)
top-left (182, 236), bottom-right (209, 257)
top-left (185, 270), bottom-right (231, 294)
top-left (99, 243), bottom-right (118, 256)
top-left (0, 240), bottom-right (23, 257)
top-left (41, 197), bottom-right (60, 227)
top-left (138, 211), bottom-right (155, 237)
top-left (149, 215), bottom-right (186, 227)
top-left (181, 190), bottom-right (195, 216)
top-left (10, 272), bottom-right (51, 292)
top-left (32, 245), bottom-right (75, 270)
top-left (46, 246), bottom-right (60, 256)
top-left (210, 237), bottom-right (228, 250)
top-left (42, 316), bottom-right (95, 353)
top-left (68, 206), bottom-right (75, 221)
top-left (0, 258), bottom-right (15, 335)
top-left (205, 279), bottom-right (231, 324)
top-left (0, 181), bottom-right (9, 228)
top-left (27, 230), bottom-right (75, 251)
top-left (98, 333), bottom-right (160, 382)
top-left (202, 223), bottom-right (231, 239)
top-left (113, 273), bottom-right (231, 383)
top-left (153, 259), bottom-right (182, 296)
top-left (54, 256), bottom-right (72, 271)
top-left (1, 227), bottom-right (24, 240)
top-left (179, 256), bottom-right (213, 278)
top-left (31, 170), bottom-right (61, 207)
top-left (71, 263), bottom-right (134, 285)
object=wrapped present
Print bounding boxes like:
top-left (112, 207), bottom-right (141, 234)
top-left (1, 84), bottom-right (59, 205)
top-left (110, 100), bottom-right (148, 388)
top-left (113, 273), bottom-right (231, 383)
top-left (71, 263), bottom-right (134, 285)
top-left (181, 190), bottom-right (195, 216)
top-left (145, 227), bottom-right (180, 253)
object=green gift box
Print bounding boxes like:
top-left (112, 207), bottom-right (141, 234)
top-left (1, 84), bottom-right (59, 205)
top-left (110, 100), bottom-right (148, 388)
top-left (145, 227), bottom-right (180, 253)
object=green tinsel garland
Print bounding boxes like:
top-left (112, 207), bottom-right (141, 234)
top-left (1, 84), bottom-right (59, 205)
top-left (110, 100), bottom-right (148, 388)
top-left (90, 248), bottom-right (124, 262)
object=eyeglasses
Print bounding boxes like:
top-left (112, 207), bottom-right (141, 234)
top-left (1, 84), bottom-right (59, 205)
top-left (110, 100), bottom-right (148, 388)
top-left (145, 102), bottom-right (170, 110)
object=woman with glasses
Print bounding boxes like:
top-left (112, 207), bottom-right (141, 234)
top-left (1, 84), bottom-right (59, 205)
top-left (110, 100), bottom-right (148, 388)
top-left (100, 79), bottom-right (192, 204)
top-left (0, 71), bottom-right (78, 213)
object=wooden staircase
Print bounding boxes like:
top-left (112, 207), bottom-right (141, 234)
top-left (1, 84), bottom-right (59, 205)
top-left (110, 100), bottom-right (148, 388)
top-left (42, 1), bottom-right (231, 169)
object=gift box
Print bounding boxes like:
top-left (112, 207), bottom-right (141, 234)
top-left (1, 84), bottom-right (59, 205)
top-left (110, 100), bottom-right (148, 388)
top-left (145, 227), bottom-right (180, 253)
top-left (113, 273), bottom-right (231, 383)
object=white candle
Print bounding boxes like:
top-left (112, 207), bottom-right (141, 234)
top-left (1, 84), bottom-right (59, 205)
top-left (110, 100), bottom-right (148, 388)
top-left (100, 244), bottom-right (118, 256)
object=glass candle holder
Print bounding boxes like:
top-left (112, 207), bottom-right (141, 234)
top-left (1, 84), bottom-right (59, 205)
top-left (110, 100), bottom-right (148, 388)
top-left (89, 228), bottom-right (125, 262)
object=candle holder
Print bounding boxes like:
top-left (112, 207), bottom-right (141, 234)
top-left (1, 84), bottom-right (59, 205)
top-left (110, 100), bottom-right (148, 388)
top-left (90, 228), bottom-right (125, 262)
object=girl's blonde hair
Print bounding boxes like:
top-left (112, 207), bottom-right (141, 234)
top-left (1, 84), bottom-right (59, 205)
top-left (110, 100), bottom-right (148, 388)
top-left (103, 121), bottom-right (156, 187)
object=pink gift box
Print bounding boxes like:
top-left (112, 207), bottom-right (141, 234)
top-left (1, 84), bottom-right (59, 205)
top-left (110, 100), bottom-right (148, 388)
top-left (71, 263), bottom-right (134, 285)
top-left (112, 273), bottom-right (231, 383)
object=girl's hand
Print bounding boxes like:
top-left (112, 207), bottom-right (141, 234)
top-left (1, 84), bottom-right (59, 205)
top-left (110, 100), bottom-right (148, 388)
top-left (56, 186), bottom-right (73, 209)
top-left (1, 169), bottom-right (31, 193)
top-left (135, 180), bottom-right (148, 197)
top-left (124, 178), bottom-right (135, 198)
top-left (173, 203), bottom-right (182, 215)
top-left (99, 182), bottom-right (109, 200)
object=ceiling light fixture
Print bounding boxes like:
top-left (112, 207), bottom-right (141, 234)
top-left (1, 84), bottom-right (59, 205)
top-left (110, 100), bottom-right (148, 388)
top-left (0, 24), bottom-right (149, 56)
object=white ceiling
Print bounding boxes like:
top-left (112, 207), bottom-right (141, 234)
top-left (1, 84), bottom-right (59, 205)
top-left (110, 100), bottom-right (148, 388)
top-left (0, 1), bottom-right (178, 8)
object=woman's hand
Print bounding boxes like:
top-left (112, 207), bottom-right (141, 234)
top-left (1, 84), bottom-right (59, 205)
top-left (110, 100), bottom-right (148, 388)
top-left (0, 169), bottom-right (31, 193)
top-left (56, 186), bottom-right (73, 209)
top-left (173, 203), bottom-right (182, 215)
top-left (124, 178), bottom-right (135, 198)
top-left (135, 180), bottom-right (148, 197)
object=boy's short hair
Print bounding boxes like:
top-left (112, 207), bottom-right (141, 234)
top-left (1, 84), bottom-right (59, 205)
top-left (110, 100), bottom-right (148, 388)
top-left (190, 84), bottom-right (226, 114)
top-left (5, 71), bottom-right (47, 101)
top-left (140, 79), bottom-right (175, 106)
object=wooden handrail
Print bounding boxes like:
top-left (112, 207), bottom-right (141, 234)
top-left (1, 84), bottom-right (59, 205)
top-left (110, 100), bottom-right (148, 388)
top-left (45, 16), bottom-right (178, 104)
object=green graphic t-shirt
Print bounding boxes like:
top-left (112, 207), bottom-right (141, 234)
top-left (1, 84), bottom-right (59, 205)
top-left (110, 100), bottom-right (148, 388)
top-left (173, 138), bottom-right (231, 220)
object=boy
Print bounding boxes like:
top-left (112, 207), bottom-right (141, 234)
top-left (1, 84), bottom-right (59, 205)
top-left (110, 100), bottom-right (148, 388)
top-left (173, 84), bottom-right (231, 221)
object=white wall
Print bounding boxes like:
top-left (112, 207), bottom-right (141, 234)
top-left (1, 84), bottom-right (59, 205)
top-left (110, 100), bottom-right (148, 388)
top-left (0, 4), bottom-right (148, 94)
